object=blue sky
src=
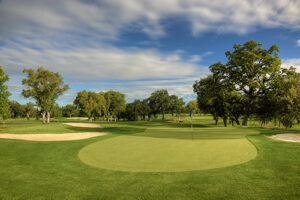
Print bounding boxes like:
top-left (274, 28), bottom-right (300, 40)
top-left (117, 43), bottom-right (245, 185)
top-left (0, 0), bottom-right (300, 105)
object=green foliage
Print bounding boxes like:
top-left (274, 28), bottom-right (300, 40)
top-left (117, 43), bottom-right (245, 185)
top-left (104, 90), bottom-right (126, 119)
top-left (169, 95), bottom-right (185, 116)
top-left (0, 66), bottom-right (11, 120)
top-left (185, 100), bottom-right (200, 114)
top-left (148, 89), bottom-right (170, 120)
top-left (258, 67), bottom-right (300, 128)
top-left (74, 90), bottom-right (107, 121)
top-left (9, 101), bottom-right (25, 118)
top-left (62, 104), bottom-right (78, 118)
top-left (51, 104), bottom-right (63, 119)
top-left (194, 40), bottom-right (300, 128)
top-left (122, 99), bottom-right (151, 121)
top-left (24, 102), bottom-right (37, 120)
top-left (210, 40), bottom-right (282, 125)
top-left (22, 67), bottom-right (69, 123)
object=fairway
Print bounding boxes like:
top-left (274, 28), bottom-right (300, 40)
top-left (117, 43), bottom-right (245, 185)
top-left (79, 128), bottom-right (258, 172)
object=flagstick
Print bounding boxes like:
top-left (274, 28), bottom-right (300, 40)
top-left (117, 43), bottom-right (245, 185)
top-left (190, 112), bottom-right (193, 140)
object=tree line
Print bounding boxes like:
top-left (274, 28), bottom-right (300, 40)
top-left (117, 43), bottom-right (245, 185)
top-left (0, 40), bottom-right (298, 128)
top-left (193, 40), bottom-right (300, 128)
top-left (0, 66), bottom-right (200, 123)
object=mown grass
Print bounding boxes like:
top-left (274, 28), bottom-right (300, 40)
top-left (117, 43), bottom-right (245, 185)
top-left (79, 128), bottom-right (258, 172)
top-left (0, 115), bottom-right (299, 199)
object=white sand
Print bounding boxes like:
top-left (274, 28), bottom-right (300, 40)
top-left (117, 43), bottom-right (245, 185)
top-left (267, 134), bottom-right (300, 143)
top-left (63, 123), bottom-right (102, 128)
top-left (0, 132), bottom-right (110, 141)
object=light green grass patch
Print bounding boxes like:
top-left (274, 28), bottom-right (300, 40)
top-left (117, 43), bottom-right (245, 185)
top-left (79, 128), bottom-right (258, 172)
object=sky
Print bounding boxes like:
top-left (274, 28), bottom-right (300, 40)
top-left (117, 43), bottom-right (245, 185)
top-left (0, 0), bottom-right (300, 105)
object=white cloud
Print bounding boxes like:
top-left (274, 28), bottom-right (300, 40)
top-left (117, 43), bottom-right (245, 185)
top-left (282, 58), bottom-right (300, 72)
top-left (0, 45), bottom-right (206, 81)
top-left (297, 39), bottom-right (300, 47)
top-left (1, 0), bottom-right (300, 42)
top-left (188, 51), bottom-right (213, 63)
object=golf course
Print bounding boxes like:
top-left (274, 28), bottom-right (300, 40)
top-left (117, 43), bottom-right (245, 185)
top-left (0, 115), bottom-right (299, 200)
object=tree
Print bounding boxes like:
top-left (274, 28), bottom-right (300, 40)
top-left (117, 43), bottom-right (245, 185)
top-left (186, 100), bottom-right (200, 114)
top-left (24, 102), bottom-right (36, 120)
top-left (0, 66), bottom-right (11, 125)
top-left (210, 40), bottom-right (281, 125)
top-left (193, 75), bottom-right (221, 125)
top-left (104, 91), bottom-right (126, 121)
top-left (169, 95), bottom-right (185, 119)
top-left (148, 90), bottom-right (170, 120)
top-left (271, 67), bottom-right (300, 128)
top-left (140, 99), bottom-right (151, 120)
top-left (121, 99), bottom-right (151, 121)
top-left (9, 101), bottom-right (24, 118)
top-left (74, 91), bottom-right (107, 121)
top-left (22, 67), bottom-right (69, 124)
top-left (193, 74), bottom-right (238, 127)
top-left (62, 104), bottom-right (77, 118)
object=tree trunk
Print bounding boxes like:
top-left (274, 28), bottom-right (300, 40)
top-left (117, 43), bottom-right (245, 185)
top-left (47, 112), bottom-right (50, 123)
top-left (242, 114), bottom-right (249, 126)
top-left (42, 111), bottom-right (46, 124)
top-left (213, 114), bottom-right (218, 125)
top-left (88, 117), bottom-right (92, 122)
top-left (148, 114), bottom-right (151, 121)
top-left (242, 98), bottom-right (254, 126)
top-left (26, 113), bottom-right (30, 120)
top-left (235, 117), bottom-right (240, 125)
top-left (223, 117), bottom-right (227, 127)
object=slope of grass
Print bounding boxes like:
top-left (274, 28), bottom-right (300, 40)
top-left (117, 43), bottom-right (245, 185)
top-left (0, 117), bottom-right (299, 199)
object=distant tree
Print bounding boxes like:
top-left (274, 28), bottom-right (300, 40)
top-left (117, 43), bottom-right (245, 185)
top-left (24, 102), bottom-right (36, 120)
top-left (9, 101), bottom-right (24, 118)
top-left (140, 99), bottom-right (151, 120)
top-left (210, 40), bottom-right (282, 125)
top-left (62, 104), bottom-right (77, 118)
top-left (169, 95), bottom-right (185, 117)
top-left (123, 102), bottom-right (139, 121)
top-left (193, 75), bottom-right (221, 125)
top-left (186, 100), bottom-right (200, 114)
top-left (51, 104), bottom-right (63, 119)
top-left (104, 91), bottom-right (126, 121)
top-left (22, 67), bottom-right (69, 124)
top-left (0, 66), bottom-right (11, 125)
top-left (122, 99), bottom-right (151, 121)
top-left (148, 90), bottom-right (170, 120)
top-left (74, 91), bottom-right (106, 121)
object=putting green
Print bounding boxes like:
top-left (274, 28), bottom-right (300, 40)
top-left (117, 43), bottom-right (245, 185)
top-left (78, 128), bottom-right (257, 172)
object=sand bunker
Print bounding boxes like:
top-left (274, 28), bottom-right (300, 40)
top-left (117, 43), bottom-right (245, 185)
top-left (0, 132), bottom-right (110, 141)
top-left (267, 134), bottom-right (300, 143)
top-left (64, 123), bottom-right (102, 128)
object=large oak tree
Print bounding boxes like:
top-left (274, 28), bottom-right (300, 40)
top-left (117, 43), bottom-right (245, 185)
top-left (22, 67), bottom-right (69, 124)
top-left (210, 40), bottom-right (281, 125)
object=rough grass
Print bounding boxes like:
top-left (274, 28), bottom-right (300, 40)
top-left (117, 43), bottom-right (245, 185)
top-left (0, 116), bottom-right (299, 199)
